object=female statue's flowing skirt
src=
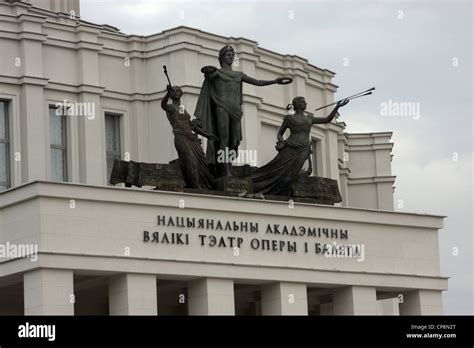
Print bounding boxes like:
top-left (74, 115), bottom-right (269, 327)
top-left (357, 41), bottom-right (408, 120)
top-left (174, 134), bottom-right (215, 190)
top-left (247, 145), bottom-right (309, 195)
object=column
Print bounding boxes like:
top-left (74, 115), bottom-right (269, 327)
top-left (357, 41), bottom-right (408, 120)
top-left (289, 57), bottom-right (307, 99)
top-left (127, 37), bottom-right (148, 163)
top-left (24, 269), bottom-right (74, 315)
top-left (188, 278), bottom-right (235, 315)
top-left (18, 14), bottom-right (48, 183)
top-left (130, 99), bottom-right (148, 161)
top-left (333, 286), bottom-right (377, 315)
top-left (109, 273), bottom-right (157, 315)
top-left (399, 290), bottom-right (443, 315)
top-left (19, 84), bottom-right (47, 183)
top-left (239, 51), bottom-right (260, 156)
top-left (75, 25), bottom-right (106, 185)
top-left (261, 282), bottom-right (308, 315)
top-left (77, 91), bottom-right (105, 185)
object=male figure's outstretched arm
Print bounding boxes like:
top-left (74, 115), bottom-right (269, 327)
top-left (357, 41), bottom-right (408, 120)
top-left (242, 73), bottom-right (290, 86)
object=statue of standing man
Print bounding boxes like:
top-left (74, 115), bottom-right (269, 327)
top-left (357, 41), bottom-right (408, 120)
top-left (194, 45), bottom-right (292, 177)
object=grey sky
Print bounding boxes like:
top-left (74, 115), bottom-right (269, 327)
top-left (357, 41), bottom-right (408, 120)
top-left (81, 0), bottom-right (473, 314)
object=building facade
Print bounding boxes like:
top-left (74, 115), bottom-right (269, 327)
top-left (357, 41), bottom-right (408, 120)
top-left (0, 0), bottom-right (446, 315)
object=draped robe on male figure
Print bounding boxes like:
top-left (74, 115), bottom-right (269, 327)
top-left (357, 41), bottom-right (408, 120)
top-left (194, 68), bottom-right (244, 170)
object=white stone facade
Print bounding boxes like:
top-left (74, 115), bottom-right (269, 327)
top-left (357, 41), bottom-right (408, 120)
top-left (0, 0), bottom-right (445, 316)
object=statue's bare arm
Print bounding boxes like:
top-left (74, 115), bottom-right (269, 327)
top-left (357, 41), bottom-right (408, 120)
top-left (242, 73), bottom-right (276, 86)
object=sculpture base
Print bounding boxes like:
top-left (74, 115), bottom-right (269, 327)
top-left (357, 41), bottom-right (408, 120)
top-left (110, 160), bottom-right (342, 205)
top-left (110, 160), bottom-right (184, 191)
top-left (215, 176), bottom-right (253, 194)
top-left (291, 175), bottom-right (342, 204)
top-left (231, 165), bottom-right (342, 205)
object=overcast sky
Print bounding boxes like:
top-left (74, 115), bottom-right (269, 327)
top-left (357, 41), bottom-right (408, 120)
top-left (80, 0), bottom-right (473, 314)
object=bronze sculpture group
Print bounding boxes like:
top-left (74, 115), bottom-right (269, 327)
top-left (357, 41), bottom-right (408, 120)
top-left (111, 44), bottom-right (374, 204)
top-left (159, 44), bottom-right (350, 197)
